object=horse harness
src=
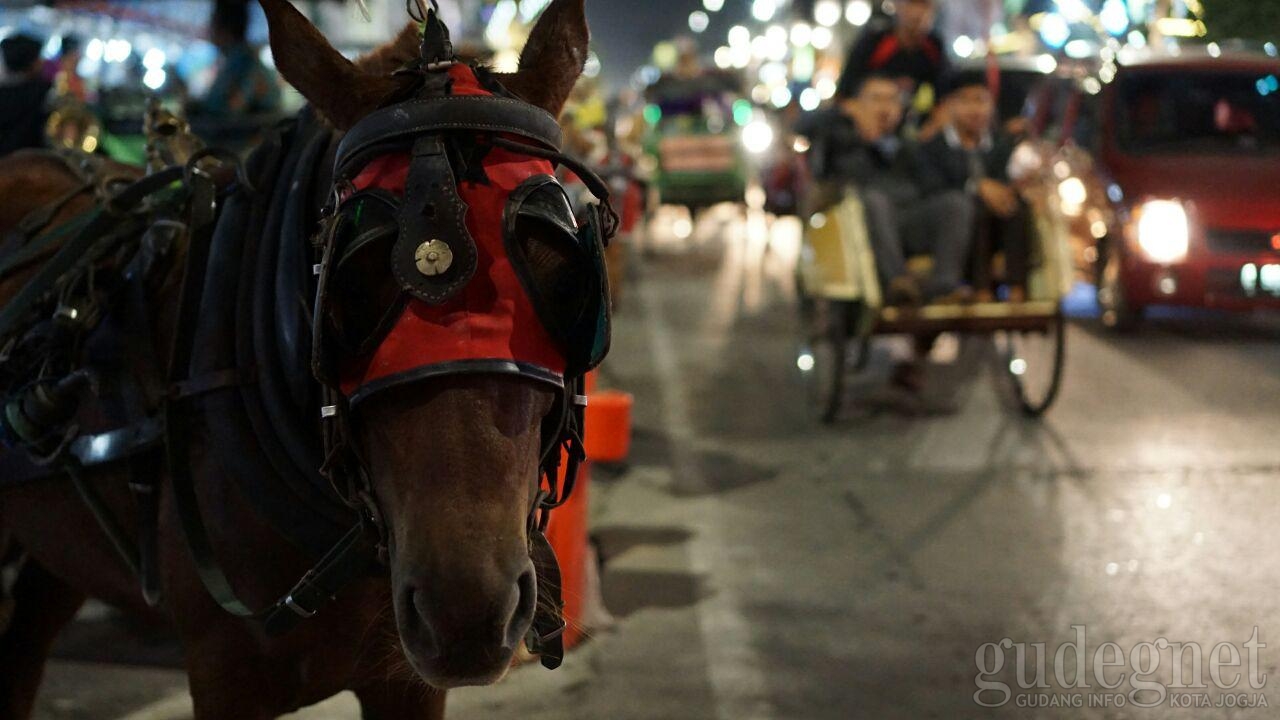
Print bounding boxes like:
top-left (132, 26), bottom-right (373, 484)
top-left (0, 11), bottom-right (614, 670)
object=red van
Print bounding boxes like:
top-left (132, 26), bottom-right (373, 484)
top-left (1028, 45), bottom-right (1280, 329)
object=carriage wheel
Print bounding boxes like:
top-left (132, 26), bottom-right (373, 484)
top-left (992, 312), bottom-right (1066, 418)
top-left (799, 299), bottom-right (863, 424)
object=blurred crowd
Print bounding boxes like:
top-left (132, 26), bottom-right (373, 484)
top-left (0, 1), bottom-right (280, 158)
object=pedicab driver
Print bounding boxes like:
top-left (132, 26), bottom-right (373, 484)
top-left (837, 0), bottom-right (949, 137)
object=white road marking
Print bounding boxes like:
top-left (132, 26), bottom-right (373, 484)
top-left (638, 271), bottom-right (776, 720)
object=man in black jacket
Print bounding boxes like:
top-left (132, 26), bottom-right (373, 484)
top-left (914, 69), bottom-right (1031, 301)
top-left (0, 34), bottom-right (52, 157)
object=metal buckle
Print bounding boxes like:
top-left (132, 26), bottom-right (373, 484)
top-left (572, 393), bottom-right (589, 407)
top-left (284, 594), bottom-right (316, 618)
top-left (320, 405), bottom-right (338, 419)
top-left (327, 179), bottom-right (355, 215)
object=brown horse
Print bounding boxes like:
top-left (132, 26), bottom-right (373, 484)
top-left (0, 1), bottom-right (593, 718)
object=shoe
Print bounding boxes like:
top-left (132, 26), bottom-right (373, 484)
top-left (931, 286), bottom-right (975, 305)
top-left (887, 275), bottom-right (923, 306)
top-left (890, 360), bottom-right (926, 394)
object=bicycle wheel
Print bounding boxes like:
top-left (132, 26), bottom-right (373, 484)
top-left (799, 299), bottom-right (860, 424)
top-left (992, 312), bottom-right (1066, 417)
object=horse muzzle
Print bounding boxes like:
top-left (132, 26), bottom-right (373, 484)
top-left (393, 555), bottom-right (538, 687)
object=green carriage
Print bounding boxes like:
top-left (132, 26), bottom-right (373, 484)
top-left (643, 72), bottom-right (749, 212)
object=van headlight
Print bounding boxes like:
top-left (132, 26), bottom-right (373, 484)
top-left (1136, 200), bottom-right (1189, 264)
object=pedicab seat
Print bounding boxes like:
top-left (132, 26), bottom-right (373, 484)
top-left (799, 190), bottom-right (1075, 335)
top-left (797, 190), bottom-right (1072, 419)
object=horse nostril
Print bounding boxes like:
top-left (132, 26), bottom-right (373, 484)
top-left (409, 585), bottom-right (427, 621)
top-left (506, 564), bottom-right (538, 649)
top-left (404, 586), bottom-right (440, 653)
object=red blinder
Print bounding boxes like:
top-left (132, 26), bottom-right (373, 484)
top-left (339, 66), bottom-right (567, 402)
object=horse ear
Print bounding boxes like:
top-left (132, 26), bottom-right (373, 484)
top-left (496, 0), bottom-right (589, 118)
top-left (354, 22), bottom-right (421, 76)
top-left (258, 0), bottom-right (398, 130)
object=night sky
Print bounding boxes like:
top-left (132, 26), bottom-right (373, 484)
top-left (586, 0), bottom-right (751, 88)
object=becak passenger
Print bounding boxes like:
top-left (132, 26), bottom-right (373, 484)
top-left (914, 69), bottom-right (1031, 302)
top-left (797, 70), bottom-right (974, 305)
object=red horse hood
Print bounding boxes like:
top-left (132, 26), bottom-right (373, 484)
top-left (337, 65), bottom-right (567, 401)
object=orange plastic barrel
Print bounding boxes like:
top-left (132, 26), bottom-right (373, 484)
top-left (583, 390), bottom-right (633, 463)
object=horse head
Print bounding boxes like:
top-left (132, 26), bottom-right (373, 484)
top-left (259, 0), bottom-right (596, 689)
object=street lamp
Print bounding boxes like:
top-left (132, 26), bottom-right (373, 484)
top-left (799, 87), bottom-right (820, 111)
top-left (1100, 0), bottom-right (1130, 36)
top-left (1039, 12), bottom-right (1070, 49)
top-left (791, 22), bottom-right (813, 47)
top-left (752, 0), bottom-right (777, 22)
top-left (765, 25), bottom-right (789, 60)
top-left (812, 26), bottom-right (834, 50)
top-left (815, 0), bottom-right (842, 27)
top-left (846, 0), bottom-right (872, 26)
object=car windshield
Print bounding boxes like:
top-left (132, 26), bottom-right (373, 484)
top-left (1117, 69), bottom-right (1280, 154)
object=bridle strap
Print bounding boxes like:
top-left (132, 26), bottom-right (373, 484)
top-left (489, 136), bottom-right (621, 243)
top-left (335, 95), bottom-right (565, 179)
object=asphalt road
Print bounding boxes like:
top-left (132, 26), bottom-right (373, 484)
top-left (31, 208), bottom-right (1280, 719)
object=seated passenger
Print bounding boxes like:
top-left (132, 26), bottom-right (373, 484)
top-left (914, 71), bottom-right (1030, 302)
top-left (798, 72), bottom-right (974, 306)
